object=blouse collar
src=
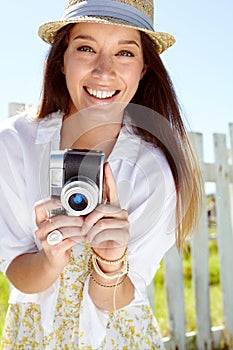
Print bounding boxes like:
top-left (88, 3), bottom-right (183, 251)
top-left (35, 110), bottom-right (141, 164)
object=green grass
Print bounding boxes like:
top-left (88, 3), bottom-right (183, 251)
top-left (0, 272), bottom-right (9, 343)
top-left (0, 239), bottom-right (223, 344)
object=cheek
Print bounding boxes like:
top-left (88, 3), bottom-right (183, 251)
top-left (63, 54), bottom-right (79, 79)
top-left (128, 62), bottom-right (145, 81)
top-left (125, 68), bottom-right (143, 90)
top-left (63, 58), bottom-right (73, 78)
top-left (64, 63), bottom-right (82, 90)
top-left (63, 52), bottom-right (69, 75)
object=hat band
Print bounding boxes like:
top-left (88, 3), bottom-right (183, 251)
top-left (63, 0), bottom-right (154, 32)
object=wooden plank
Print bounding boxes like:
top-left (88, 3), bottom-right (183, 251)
top-left (203, 163), bottom-right (216, 182)
top-left (164, 245), bottom-right (186, 349)
top-left (229, 123), bottom-right (233, 154)
top-left (189, 132), bottom-right (212, 349)
top-left (164, 326), bottom-right (225, 350)
top-left (214, 133), bottom-right (233, 347)
top-left (203, 163), bottom-right (233, 183)
top-left (229, 123), bottom-right (233, 235)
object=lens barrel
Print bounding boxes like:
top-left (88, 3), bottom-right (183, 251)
top-left (61, 176), bottom-right (99, 216)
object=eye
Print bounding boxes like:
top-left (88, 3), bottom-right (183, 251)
top-left (77, 46), bottom-right (94, 53)
top-left (117, 50), bottom-right (134, 57)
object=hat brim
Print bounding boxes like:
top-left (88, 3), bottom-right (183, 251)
top-left (38, 17), bottom-right (175, 55)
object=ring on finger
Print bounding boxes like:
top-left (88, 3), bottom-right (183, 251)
top-left (47, 230), bottom-right (63, 246)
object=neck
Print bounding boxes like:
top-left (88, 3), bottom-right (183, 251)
top-left (60, 110), bottom-right (123, 158)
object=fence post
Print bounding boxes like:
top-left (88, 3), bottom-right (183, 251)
top-left (214, 133), bottom-right (233, 348)
top-left (164, 245), bottom-right (186, 349)
top-left (190, 132), bottom-right (212, 349)
top-left (228, 123), bottom-right (233, 230)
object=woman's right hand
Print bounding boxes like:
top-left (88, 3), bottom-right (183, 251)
top-left (6, 197), bottom-right (87, 294)
top-left (34, 197), bottom-right (85, 271)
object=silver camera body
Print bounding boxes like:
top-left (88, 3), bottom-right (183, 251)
top-left (50, 149), bottom-right (104, 216)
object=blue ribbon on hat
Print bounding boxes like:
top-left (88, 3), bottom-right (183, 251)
top-left (63, 0), bottom-right (154, 32)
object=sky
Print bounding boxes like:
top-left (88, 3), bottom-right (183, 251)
top-left (0, 0), bottom-right (233, 168)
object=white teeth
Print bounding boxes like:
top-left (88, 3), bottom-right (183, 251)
top-left (86, 88), bottom-right (116, 99)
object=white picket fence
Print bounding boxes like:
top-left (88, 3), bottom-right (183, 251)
top-left (148, 125), bottom-right (233, 350)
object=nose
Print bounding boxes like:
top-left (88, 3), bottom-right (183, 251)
top-left (92, 53), bottom-right (116, 80)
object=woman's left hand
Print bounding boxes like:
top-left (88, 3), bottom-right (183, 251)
top-left (82, 162), bottom-right (130, 261)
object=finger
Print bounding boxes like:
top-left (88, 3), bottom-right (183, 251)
top-left (90, 228), bottom-right (130, 247)
top-left (35, 215), bottom-right (84, 241)
top-left (43, 237), bottom-right (78, 258)
top-left (34, 197), bottom-right (62, 226)
top-left (104, 162), bottom-right (119, 206)
top-left (36, 225), bottom-right (84, 243)
top-left (49, 215), bottom-right (84, 231)
top-left (41, 227), bottom-right (85, 245)
top-left (82, 205), bottom-right (128, 234)
top-left (60, 227), bottom-right (88, 244)
top-left (86, 217), bottom-right (129, 243)
top-left (47, 234), bottom-right (84, 247)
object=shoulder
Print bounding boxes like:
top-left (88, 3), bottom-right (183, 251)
top-left (0, 112), bottom-right (39, 144)
top-left (118, 127), bottom-right (175, 192)
top-left (0, 111), bottom-right (63, 147)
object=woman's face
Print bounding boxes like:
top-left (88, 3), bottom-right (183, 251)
top-left (63, 22), bottom-right (146, 115)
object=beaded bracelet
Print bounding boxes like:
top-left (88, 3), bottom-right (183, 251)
top-left (90, 273), bottom-right (128, 288)
top-left (92, 255), bottom-right (129, 280)
top-left (91, 247), bottom-right (128, 266)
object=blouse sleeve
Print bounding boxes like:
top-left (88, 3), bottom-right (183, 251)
top-left (110, 141), bottom-right (177, 296)
top-left (0, 125), bottom-right (38, 275)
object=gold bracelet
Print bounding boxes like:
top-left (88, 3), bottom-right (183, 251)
top-left (92, 255), bottom-right (129, 280)
top-left (91, 247), bottom-right (128, 266)
top-left (90, 273), bottom-right (128, 288)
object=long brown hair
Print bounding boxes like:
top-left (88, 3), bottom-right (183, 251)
top-left (36, 24), bottom-right (203, 250)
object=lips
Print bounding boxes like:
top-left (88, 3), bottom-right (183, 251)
top-left (85, 87), bottom-right (119, 99)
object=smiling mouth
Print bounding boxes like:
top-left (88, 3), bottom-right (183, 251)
top-left (85, 87), bottom-right (119, 99)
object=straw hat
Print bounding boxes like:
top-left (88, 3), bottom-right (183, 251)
top-left (38, 0), bottom-right (175, 54)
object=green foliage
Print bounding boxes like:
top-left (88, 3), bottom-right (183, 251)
top-left (0, 272), bottom-right (9, 342)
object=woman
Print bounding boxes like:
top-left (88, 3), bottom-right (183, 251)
top-left (0, 0), bottom-right (202, 348)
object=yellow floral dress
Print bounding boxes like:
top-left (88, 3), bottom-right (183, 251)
top-left (1, 245), bottom-right (165, 350)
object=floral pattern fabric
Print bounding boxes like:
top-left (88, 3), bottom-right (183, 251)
top-left (1, 246), bottom-right (165, 349)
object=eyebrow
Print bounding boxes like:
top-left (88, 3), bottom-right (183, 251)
top-left (73, 35), bottom-right (96, 42)
top-left (118, 40), bottom-right (140, 48)
top-left (72, 35), bottom-right (140, 48)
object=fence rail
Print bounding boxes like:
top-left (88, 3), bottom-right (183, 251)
top-left (149, 124), bottom-right (233, 350)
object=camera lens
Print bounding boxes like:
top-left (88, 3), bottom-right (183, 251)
top-left (61, 176), bottom-right (99, 216)
top-left (68, 193), bottom-right (88, 211)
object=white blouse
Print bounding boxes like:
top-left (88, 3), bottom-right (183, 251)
top-left (0, 111), bottom-right (176, 346)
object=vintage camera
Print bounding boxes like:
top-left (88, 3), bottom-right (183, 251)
top-left (50, 149), bottom-right (104, 216)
